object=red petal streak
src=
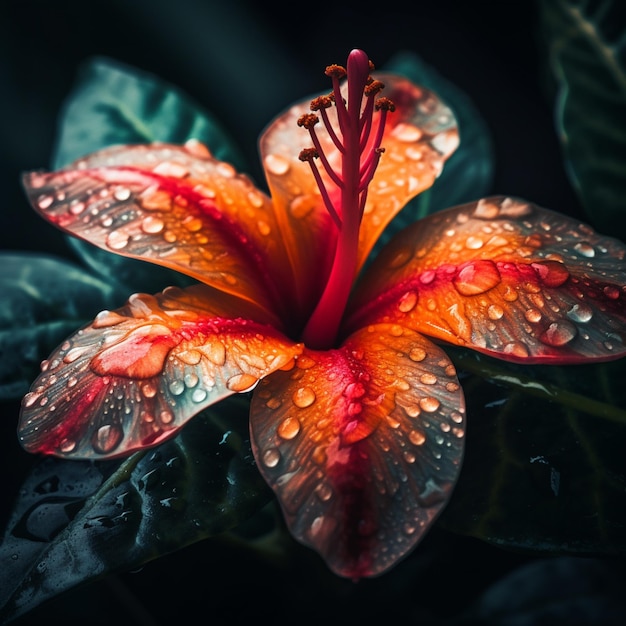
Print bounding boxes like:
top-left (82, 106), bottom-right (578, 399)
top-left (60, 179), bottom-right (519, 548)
top-left (347, 197), bottom-right (626, 363)
top-left (19, 284), bottom-right (302, 459)
top-left (23, 143), bottom-right (292, 320)
top-left (250, 324), bottom-right (465, 578)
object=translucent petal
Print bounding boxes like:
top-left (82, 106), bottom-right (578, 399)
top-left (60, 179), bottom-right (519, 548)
top-left (259, 75), bottom-right (458, 314)
top-left (23, 142), bottom-right (292, 318)
top-left (18, 284), bottom-right (302, 459)
top-left (250, 323), bottom-right (465, 578)
top-left (347, 196), bottom-right (626, 363)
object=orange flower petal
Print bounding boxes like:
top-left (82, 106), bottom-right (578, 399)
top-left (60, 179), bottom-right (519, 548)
top-left (22, 142), bottom-right (292, 318)
top-left (259, 75), bottom-right (458, 313)
top-left (249, 323), bottom-right (465, 578)
top-left (18, 284), bottom-right (302, 459)
top-left (346, 196), bottom-right (626, 363)
top-left (358, 74), bottom-right (459, 270)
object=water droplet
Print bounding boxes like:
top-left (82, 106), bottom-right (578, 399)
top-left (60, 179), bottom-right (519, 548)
top-left (59, 438), bottom-right (76, 453)
top-left (315, 482), bottom-right (332, 501)
top-left (141, 382), bottom-right (157, 398)
top-left (63, 346), bottom-right (89, 363)
top-left (93, 310), bottom-right (127, 328)
top-left (292, 386), bottom-right (316, 408)
top-left (473, 199), bottom-right (500, 219)
top-left (141, 216), bottom-right (165, 234)
top-left (169, 379), bottom-right (185, 395)
top-left (532, 261), bottom-right (570, 287)
top-left (525, 308), bottom-right (542, 323)
top-left (540, 320), bottom-right (577, 346)
top-left (184, 373), bottom-right (199, 388)
top-left (153, 161), bottom-right (189, 178)
top-left (37, 194), bottom-right (54, 210)
top-left (603, 285), bottom-right (620, 300)
top-left (264, 154), bottom-right (290, 175)
top-left (465, 235), bottom-right (484, 250)
top-left (92, 424), bottom-right (123, 453)
top-left (419, 397), bottom-right (440, 412)
top-left (409, 347), bottom-right (427, 362)
top-left (392, 123), bottom-right (423, 142)
top-left (420, 373), bottom-right (438, 385)
top-left (113, 186), bottom-right (132, 201)
top-left (191, 388), bottom-right (207, 403)
top-left (263, 448), bottom-right (281, 467)
top-left (398, 290), bottom-right (418, 313)
top-left (409, 429), bottom-right (426, 446)
top-left (106, 230), bottom-right (129, 250)
top-left (574, 242), bottom-right (595, 258)
top-left (567, 303), bottom-right (593, 323)
top-left (257, 220), bottom-right (271, 236)
top-left (277, 416), bottom-right (301, 439)
top-left (488, 304), bottom-right (504, 320)
top-left (227, 373), bottom-right (259, 392)
top-left (453, 260), bottom-right (501, 295)
top-left (387, 246), bottom-right (413, 269)
top-left (160, 409), bottom-right (174, 424)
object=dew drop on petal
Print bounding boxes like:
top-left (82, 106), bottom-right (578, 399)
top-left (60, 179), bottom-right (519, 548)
top-left (567, 303), bottom-right (593, 323)
top-left (419, 397), bottom-right (440, 413)
top-left (409, 347), bottom-right (427, 362)
top-left (191, 388), bottom-right (208, 403)
top-left (263, 447), bottom-right (281, 468)
top-left (453, 260), bottom-right (501, 295)
top-left (59, 438), bottom-right (76, 453)
top-left (227, 373), bottom-right (259, 392)
top-left (141, 216), bottom-right (165, 234)
top-left (264, 154), bottom-right (290, 175)
top-left (540, 320), bottom-right (577, 346)
top-left (92, 424), bottom-right (123, 454)
top-left (503, 341), bottom-right (530, 358)
top-left (532, 261), bottom-right (570, 287)
top-left (277, 416), bottom-right (301, 440)
top-left (488, 304), bottom-right (504, 320)
top-left (169, 379), bottom-right (185, 396)
top-left (574, 242), bottom-right (595, 258)
top-left (113, 187), bottom-right (132, 201)
top-left (106, 230), bottom-right (130, 250)
top-left (292, 386), bottom-right (316, 408)
top-left (398, 290), bottom-right (418, 313)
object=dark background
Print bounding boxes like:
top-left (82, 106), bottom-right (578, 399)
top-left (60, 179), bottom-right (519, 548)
top-left (1, 1), bottom-right (624, 624)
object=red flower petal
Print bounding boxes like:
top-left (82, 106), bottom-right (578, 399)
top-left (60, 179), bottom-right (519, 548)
top-left (22, 142), bottom-right (292, 319)
top-left (346, 197), bottom-right (626, 363)
top-left (19, 284), bottom-right (302, 459)
top-left (249, 323), bottom-right (465, 578)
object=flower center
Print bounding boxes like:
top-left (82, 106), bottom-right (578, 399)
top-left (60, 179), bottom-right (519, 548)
top-left (299, 49), bottom-right (394, 349)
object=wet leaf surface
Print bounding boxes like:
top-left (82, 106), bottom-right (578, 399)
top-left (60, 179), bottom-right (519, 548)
top-left (538, 0), bottom-right (626, 238)
top-left (0, 398), bottom-right (271, 623)
top-left (440, 348), bottom-right (626, 555)
top-left (0, 254), bottom-right (118, 400)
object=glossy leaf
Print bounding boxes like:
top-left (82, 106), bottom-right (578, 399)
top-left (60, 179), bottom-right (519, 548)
top-left (18, 284), bottom-right (301, 459)
top-left (373, 51), bottom-right (495, 252)
top-left (0, 254), bottom-right (117, 399)
top-left (250, 323), bottom-right (464, 578)
top-left (52, 56), bottom-right (246, 294)
top-left (347, 196), bottom-right (626, 363)
top-left (538, 0), bottom-right (626, 237)
top-left (439, 348), bottom-right (626, 556)
top-left (0, 400), bottom-right (272, 624)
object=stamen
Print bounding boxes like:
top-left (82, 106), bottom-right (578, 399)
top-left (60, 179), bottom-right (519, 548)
top-left (299, 49), bottom-right (394, 349)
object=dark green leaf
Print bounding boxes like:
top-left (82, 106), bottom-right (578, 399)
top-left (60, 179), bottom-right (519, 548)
top-left (375, 51), bottom-right (495, 252)
top-left (0, 398), bottom-right (271, 623)
top-left (538, 0), bottom-right (626, 237)
top-left (0, 254), bottom-right (118, 400)
top-left (52, 56), bottom-right (246, 293)
top-left (440, 349), bottom-right (626, 556)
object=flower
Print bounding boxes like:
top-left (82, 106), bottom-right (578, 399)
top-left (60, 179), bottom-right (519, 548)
top-left (18, 49), bottom-right (626, 579)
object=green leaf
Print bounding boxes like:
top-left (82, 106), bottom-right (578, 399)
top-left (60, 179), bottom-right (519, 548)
top-left (0, 254), bottom-right (118, 400)
top-left (375, 51), bottom-right (495, 252)
top-left (538, 0), bottom-right (626, 237)
top-left (52, 56), bottom-right (246, 293)
top-left (0, 399), bottom-right (271, 623)
top-left (440, 349), bottom-right (626, 556)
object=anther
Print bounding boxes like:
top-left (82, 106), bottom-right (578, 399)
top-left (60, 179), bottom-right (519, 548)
top-left (364, 80), bottom-right (385, 97)
top-left (325, 64), bottom-right (347, 79)
top-left (310, 95), bottom-right (333, 111)
top-left (297, 113), bottom-right (320, 129)
top-left (298, 148), bottom-right (319, 162)
top-left (375, 97), bottom-right (396, 112)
